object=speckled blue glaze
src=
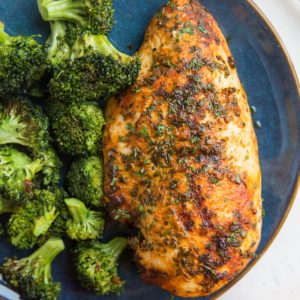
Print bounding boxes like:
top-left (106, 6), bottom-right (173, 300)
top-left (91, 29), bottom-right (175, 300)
top-left (0, 1), bottom-right (299, 299)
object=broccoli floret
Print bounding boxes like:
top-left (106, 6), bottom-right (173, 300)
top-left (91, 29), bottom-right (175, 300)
top-left (67, 156), bottom-right (103, 207)
top-left (37, 188), bottom-right (70, 246)
top-left (65, 198), bottom-right (105, 240)
top-left (0, 98), bottom-right (50, 153)
top-left (47, 100), bottom-right (105, 156)
top-left (64, 21), bottom-right (81, 47)
top-left (0, 147), bottom-right (44, 200)
top-left (0, 147), bottom-right (61, 200)
top-left (46, 21), bottom-right (73, 64)
top-left (38, 0), bottom-right (114, 35)
top-left (74, 237), bottom-right (127, 295)
top-left (49, 34), bottom-right (141, 103)
top-left (0, 237), bottom-right (64, 300)
top-left (0, 22), bottom-right (46, 97)
top-left (0, 99), bottom-right (61, 185)
top-left (38, 147), bottom-right (62, 186)
top-left (7, 189), bottom-right (65, 249)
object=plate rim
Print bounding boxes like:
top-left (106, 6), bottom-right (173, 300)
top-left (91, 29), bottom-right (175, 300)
top-left (213, 0), bottom-right (300, 299)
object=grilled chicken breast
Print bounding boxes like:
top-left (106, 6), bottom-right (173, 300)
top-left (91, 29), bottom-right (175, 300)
top-left (103, 0), bottom-right (262, 297)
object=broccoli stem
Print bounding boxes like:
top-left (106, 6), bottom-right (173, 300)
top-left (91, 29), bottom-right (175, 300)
top-left (26, 238), bottom-right (64, 285)
top-left (28, 237), bottom-right (65, 265)
top-left (33, 207), bottom-right (59, 237)
top-left (0, 115), bottom-right (27, 146)
top-left (0, 131), bottom-right (24, 146)
top-left (0, 238), bottom-right (64, 299)
top-left (46, 21), bottom-right (69, 60)
top-left (0, 149), bottom-right (43, 182)
top-left (25, 159), bottom-right (44, 180)
top-left (65, 198), bottom-right (89, 223)
top-left (38, 0), bottom-right (86, 24)
top-left (104, 237), bottom-right (128, 259)
top-left (71, 34), bottom-right (131, 63)
top-left (0, 22), bottom-right (10, 45)
top-left (42, 263), bottom-right (52, 284)
top-left (1, 149), bottom-right (32, 169)
top-left (65, 198), bottom-right (105, 240)
top-left (86, 35), bottom-right (131, 63)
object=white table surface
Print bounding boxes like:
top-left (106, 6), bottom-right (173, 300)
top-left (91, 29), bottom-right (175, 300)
top-left (221, 1), bottom-right (300, 299)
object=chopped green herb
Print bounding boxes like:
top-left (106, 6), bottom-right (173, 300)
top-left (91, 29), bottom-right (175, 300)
top-left (255, 120), bottom-right (262, 128)
top-left (236, 174), bottom-right (241, 184)
top-left (137, 205), bottom-right (144, 213)
top-left (141, 126), bottom-right (149, 138)
top-left (187, 58), bottom-right (204, 70)
top-left (156, 10), bottom-right (163, 19)
top-left (169, 180), bottom-right (178, 190)
top-left (157, 125), bottom-right (167, 135)
top-left (166, 57), bottom-right (175, 68)
top-left (191, 136), bottom-right (200, 144)
top-left (132, 87), bottom-right (141, 93)
top-left (126, 123), bottom-right (135, 131)
top-left (114, 209), bottom-right (131, 220)
top-left (210, 177), bottom-right (219, 184)
top-left (180, 22), bottom-right (194, 35)
top-left (198, 24), bottom-right (208, 34)
top-left (111, 177), bottom-right (118, 186)
top-left (169, 2), bottom-right (177, 9)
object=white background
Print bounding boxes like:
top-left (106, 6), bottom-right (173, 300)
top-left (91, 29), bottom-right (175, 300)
top-left (222, 0), bottom-right (300, 299)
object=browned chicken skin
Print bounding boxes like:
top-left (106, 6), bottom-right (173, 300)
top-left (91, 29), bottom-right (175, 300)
top-left (103, 0), bottom-right (262, 297)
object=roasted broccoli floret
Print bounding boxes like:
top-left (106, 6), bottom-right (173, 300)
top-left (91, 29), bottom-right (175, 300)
top-left (38, 147), bottom-right (62, 186)
top-left (74, 237), bottom-right (127, 295)
top-left (65, 198), bottom-right (105, 240)
top-left (0, 22), bottom-right (46, 97)
top-left (45, 21), bottom-right (73, 64)
top-left (0, 237), bottom-right (64, 300)
top-left (38, 0), bottom-right (114, 35)
top-left (67, 156), bottom-right (103, 207)
top-left (0, 147), bottom-right (61, 199)
top-left (49, 33), bottom-right (141, 103)
top-left (0, 98), bottom-right (50, 153)
top-left (37, 188), bottom-right (70, 246)
top-left (0, 98), bottom-right (61, 186)
top-left (7, 189), bottom-right (66, 249)
top-left (0, 147), bottom-right (43, 200)
top-left (47, 100), bottom-right (105, 156)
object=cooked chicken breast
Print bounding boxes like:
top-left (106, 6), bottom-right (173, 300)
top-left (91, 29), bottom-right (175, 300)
top-left (103, 0), bottom-right (262, 297)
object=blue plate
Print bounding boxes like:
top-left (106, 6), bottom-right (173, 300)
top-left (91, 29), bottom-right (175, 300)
top-left (0, 0), bottom-right (299, 299)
